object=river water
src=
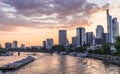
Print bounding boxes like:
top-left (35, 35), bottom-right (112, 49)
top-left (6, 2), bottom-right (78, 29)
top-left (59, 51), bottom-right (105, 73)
top-left (0, 52), bottom-right (120, 74)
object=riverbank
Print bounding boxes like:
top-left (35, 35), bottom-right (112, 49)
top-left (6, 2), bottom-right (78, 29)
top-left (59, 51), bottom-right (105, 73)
top-left (87, 54), bottom-right (120, 66)
top-left (57, 51), bottom-right (120, 66)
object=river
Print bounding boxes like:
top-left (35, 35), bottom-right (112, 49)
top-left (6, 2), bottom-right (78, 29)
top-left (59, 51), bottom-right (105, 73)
top-left (0, 52), bottom-right (120, 74)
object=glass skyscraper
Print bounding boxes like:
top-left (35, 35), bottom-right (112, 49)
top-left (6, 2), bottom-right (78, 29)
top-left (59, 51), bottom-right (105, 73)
top-left (59, 30), bottom-right (67, 46)
top-left (107, 9), bottom-right (119, 43)
top-left (76, 27), bottom-right (86, 47)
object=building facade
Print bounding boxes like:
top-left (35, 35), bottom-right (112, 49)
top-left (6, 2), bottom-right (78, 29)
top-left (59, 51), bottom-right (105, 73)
top-left (59, 30), bottom-right (67, 46)
top-left (72, 37), bottom-right (77, 48)
top-left (96, 25), bottom-right (104, 38)
top-left (76, 27), bottom-right (86, 47)
top-left (46, 39), bottom-right (53, 50)
top-left (107, 9), bottom-right (119, 43)
top-left (43, 41), bottom-right (46, 48)
top-left (12, 41), bottom-right (18, 49)
top-left (86, 32), bottom-right (94, 45)
top-left (5, 42), bottom-right (12, 49)
top-left (101, 33), bottom-right (109, 43)
top-left (112, 18), bottom-right (119, 43)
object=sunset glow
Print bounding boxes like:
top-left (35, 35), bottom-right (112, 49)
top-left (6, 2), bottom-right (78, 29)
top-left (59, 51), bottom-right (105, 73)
top-left (0, 0), bottom-right (120, 47)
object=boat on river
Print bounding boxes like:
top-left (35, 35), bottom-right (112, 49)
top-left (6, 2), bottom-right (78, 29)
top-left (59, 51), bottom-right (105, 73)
top-left (0, 56), bottom-right (35, 70)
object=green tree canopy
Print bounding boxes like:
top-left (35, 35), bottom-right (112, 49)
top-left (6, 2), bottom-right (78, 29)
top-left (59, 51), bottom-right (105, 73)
top-left (114, 36), bottom-right (120, 55)
top-left (88, 43), bottom-right (111, 54)
top-left (0, 48), bottom-right (5, 54)
top-left (102, 43), bottom-right (111, 54)
top-left (51, 45), bottom-right (65, 52)
top-left (74, 46), bottom-right (86, 53)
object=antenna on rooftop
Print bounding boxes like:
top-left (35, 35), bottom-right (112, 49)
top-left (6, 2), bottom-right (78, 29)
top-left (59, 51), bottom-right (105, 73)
top-left (107, 2), bottom-right (110, 14)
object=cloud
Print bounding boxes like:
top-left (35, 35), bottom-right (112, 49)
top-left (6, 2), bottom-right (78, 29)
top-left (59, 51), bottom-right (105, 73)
top-left (0, 0), bottom-right (109, 31)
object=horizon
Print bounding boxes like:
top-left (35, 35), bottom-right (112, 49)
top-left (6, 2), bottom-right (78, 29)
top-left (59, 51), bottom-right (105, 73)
top-left (0, 0), bottom-right (120, 47)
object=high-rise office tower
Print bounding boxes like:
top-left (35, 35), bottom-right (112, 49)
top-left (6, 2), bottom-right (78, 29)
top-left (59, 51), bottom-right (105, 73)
top-left (43, 41), bottom-right (46, 48)
top-left (86, 32), bottom-right (94, 45)
top-left (107, 8), bottom-right (119, 43)
top-left (76, 27), bottom-right (86, 47)
top-left (72, 37), bottom-right (77, 48)
top-left (96, 25), bottom-right (104, 38)
top-left (101, 33), bottom-right (109, 43)
top-left (112, 18), bottom-right (119, 42)
top-left (5, 42), bottom-right (12, 49)
top-left (46, 38), bottom-right (53, 49)
top-left (107, 8), bottom-right (113, 43)
top-left (59, 30), bottom-right (67, 46)
top-left (12, 41), bottom-right (18, 49)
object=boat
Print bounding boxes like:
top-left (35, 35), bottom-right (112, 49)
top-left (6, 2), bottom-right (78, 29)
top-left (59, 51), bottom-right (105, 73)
top-left (0, 56), bottom-right (35, 70)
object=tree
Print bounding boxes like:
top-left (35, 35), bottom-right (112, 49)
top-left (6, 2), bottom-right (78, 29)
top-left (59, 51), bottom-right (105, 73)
top-left (95, 48), bottom-right (103, 54)
top-left (88, 43), bottom-right (111, 54)
top-left (51, 45), bottom-right (65, 52)
top-left (114, 36), bottom-right (120, 55)
top-left (0, 48), bottom-right (6, 55)
top-left (88, 50), bottom-right (94, 54)
top-left (102, 43), bottom-right (111, 54)
top-left (75, 46), bottom-right (86, 53)
top-left (66, 48), bottom-right (73, 52)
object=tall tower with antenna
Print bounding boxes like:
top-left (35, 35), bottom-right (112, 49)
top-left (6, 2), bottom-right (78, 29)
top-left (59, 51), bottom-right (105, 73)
top-left (106, 3), bottom-right (109, 15)
top-left (106, 4), bottom-right (119, 43)
top-left (107, 3), bottom-right (113, 43)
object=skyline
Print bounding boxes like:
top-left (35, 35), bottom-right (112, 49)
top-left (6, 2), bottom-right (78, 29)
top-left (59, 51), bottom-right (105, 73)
top-left (0, 0), bottom-right (120, 47)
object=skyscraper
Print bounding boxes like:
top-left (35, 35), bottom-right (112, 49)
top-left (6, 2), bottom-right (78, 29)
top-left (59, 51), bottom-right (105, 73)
top-left (107, 9), bottom-right (119, 43)
top-left (107, 8), bottom-right (113, 43)
top-left (43, 41), bottom-right (46, 48)
top-left (72, 37), bottom-right (77, 48)
top-left (46, 38), bottom-right (53, 50)
top-left (96, 25), bottom-right (104, 38)
top-left (12, 41), bottom-right (18, 49)
top-left (112, 18), bottom-right (119, 42)
top-left (59, 30), bottom-right (67, 46)
top-left (5, 42), bottom-right (12, 49)
top-left (76, 27), bottom-right (86, 47)
top-left (101, 33), bottom-right (109, 43)
top-left (86, 32), bottom-right (94, 45)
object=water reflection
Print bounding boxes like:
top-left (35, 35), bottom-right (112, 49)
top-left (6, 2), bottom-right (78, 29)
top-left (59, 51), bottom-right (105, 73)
top-left (104, 64), bottom-right (120, 74)
top-left (59, 56), bottom-right (66, 74)
top-left (0, 52), bottom-right (120, 74)
top-left (83, 58), bottom-right (105, 74)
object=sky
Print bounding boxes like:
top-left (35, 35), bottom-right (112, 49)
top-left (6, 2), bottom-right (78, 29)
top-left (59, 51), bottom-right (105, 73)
top-left (0, 0), bottom-right (120, 47)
